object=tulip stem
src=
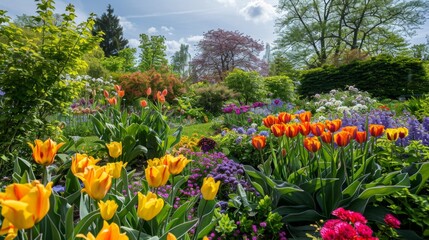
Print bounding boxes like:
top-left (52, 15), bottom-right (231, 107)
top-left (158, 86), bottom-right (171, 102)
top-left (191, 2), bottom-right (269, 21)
top-left (193, 199), bottom-right (208, 240)
top-left (42, 166), bottom-right (49, 185)
top-left (137, 219), bottom-right (143, 240)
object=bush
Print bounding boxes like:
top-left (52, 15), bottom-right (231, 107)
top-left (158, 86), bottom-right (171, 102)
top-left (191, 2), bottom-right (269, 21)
top-left (298, 55), bottom-right (429, 99)
top-left (193, 83), bottom-right (236, 116)
top-left (225, 69), bottom-right (264, 105)
top-left (263, 75), bottom-right (295, 102)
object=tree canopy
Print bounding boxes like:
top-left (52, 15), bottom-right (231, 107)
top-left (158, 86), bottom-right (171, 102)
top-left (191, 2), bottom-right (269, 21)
top-left (275, 0), bottom-right (429, 67)
top-left (190, 29), bottom-right (266, 82)
top-left (138, 34), bottom-right (168, 71)
top-left (93, 4), bottom-right (128, 57)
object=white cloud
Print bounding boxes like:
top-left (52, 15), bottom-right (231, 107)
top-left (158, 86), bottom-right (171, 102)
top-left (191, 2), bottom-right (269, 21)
top-left (118, 16), bottom-right (134, 31)
top-left (216, 0), bottom-right (237, 7)
top-left (161, 26), bottom-right (174, 35)
top-left (147, 27), bottom-right (157, 34)
top-left (187, 35), bottom-right (204, 43)
top-left (239, 0), bottom-right (277, 23)
top-left (128, 38), bottom-right (140, 48)
top-left (165, 40), bottom-right (182, 55)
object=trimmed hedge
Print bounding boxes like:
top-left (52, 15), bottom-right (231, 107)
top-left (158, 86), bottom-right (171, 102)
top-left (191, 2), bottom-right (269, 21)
top-left (298, 55), bottom-right (429, 99)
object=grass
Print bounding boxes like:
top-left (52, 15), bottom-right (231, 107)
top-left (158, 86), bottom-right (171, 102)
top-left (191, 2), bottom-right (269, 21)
top-left (173, 121), bottom-right (216, 137)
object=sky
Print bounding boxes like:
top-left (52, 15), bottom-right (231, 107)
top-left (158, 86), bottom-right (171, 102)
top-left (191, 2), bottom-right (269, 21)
top-left (1, 0), bottom-right (428, 60)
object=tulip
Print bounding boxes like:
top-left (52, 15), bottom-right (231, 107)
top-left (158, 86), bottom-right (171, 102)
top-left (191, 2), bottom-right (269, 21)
top-left (369, 124), bottom-right (385, 137)
top-left (77, 221), bottom-right (128, 240)
top-left (334, 131), bottom-right (352, 147)
top-left (321, 131), bottom-right (332, 143)
top-left (341, 126), bottom-right (358, 139)
top-left (137, 191), bottom-right (164, 221)
top-left (117, 90), bottom-right (125, 98)
top-left (251, 135), bottom-right (266, 150)
top-left (167, 233), bottom-right (177, 240)
top-left (140, 99), bottom-right (148, 108)
top-left (77, 167), bottom-right (112, 200)
top-left (270, 124), bottom-right (285, 137)
top-left (202, 237), bottom-right (209, 240)
top-left (277, 112), bottom-right (294, 124)
top-left (355, 131), bottom-right (367, 144)
top-left (262, 115), bottom-right (278, 128)
top-left (385, 128), bottom-right (399, 141)
top-left (299, 122), bottom-right (311, 136)
top-left (105, 161), bottom-right (128, 178)
top-left (71, 153), bottom-right (100, 175)
top-left (0, 218), bottom-right (18, 240)
top-left (98, 200), bottom-right (118, 221)
top-left (310, 122), bottom-right (325, 136)
top-left (304, 136), bottom-right (321, 152)
top-left (397, 127), bottom-right (408, 139)
top-left (114, 85), bottom-right (121, 92)
top-left (28, 138), bottom-right (65, 166)
top-left (146, 87), bottom-right (152, 96)
top-left (106, 142), bottom-right (122, 158)
top-left (103, 90), bottom-right (109, 98)
top-left (284, 123), bottom-right (300, 138)
top-left (298, 111), bottom-right (312, 122)
top-left (145, 164), bottom-right (170, 188)
top-left (325, 119), bottom-right (342, 133)
top-left (107, 97), bottom-right (117, 106)
top-left (0, 200), bottom-right (34, 229)
top-left (162, 88), bottom-right (168, 96)
top-left (156, 91), bottom-right (166, 103)
top-left (201, 177), bottom-right (220, 200)
top-left (166, 155), bottom-right (192, 175)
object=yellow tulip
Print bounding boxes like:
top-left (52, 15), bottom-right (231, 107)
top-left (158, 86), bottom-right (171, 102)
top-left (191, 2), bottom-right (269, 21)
top-left (28, 138), bottom-right (65, 166)
top-left (77, 167), bottom-right (112, 200)
top-left (385, 128), bottom-right (399, 141)
top-left (0, 218), bottom-right (18, 240)
top-left (202, 237), bottom-right (209, 240)
top-left (0, 180), bottom-right (53, 230)
top-left (166, 155), bottom-right (192, 175)
top-left (145, 165), bottom-right (170, 188)
top-left (147, 158), bottom-right (162, 167)
top-left (76, 221), bottom-right (128, 240)
top-left (167, 233), bottom-right (177, 240)
top-left (201, 177), bottom-right (220, 200)
top-left (98, 200), bottom-right (118, 221)
top-left (71, 154), bottom-right (100, 175)
top-left (106, 142), bottom-right (122, 158)
top-left (137, 191), bottom-right (164, 221)
top-left (397, 127), bottom-right (409, 139)
top-left (105, 161), bottom-right (128, 179)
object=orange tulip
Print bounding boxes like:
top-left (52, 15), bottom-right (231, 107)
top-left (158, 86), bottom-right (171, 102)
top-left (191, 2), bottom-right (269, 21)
top-left (162, 88), bottom-right (168, 96)
top-left (262, 115), bottom-right (278, 128)
top-left (334, 131), bottom-right (352, 147)
top-left (164, 154), bottom-right (192, 175)
top-left (28, 138), bottom-right (65, 166)
top-left (397, 127), bottom-right (408, 139)
top-left (321, 131), bottom-right (332, 143)
top-left (277, 112), bottom-right (294, 124)
top-left (369, 124), bottom-right (385, 137)
top-left (284, 123), bottom-right (300, 138)
top-left (298, 111), bottom-right (312, 122)
top-left (325, 119), bottom-right (342, 132)
top-left (167, 233), bottom-right (177, 240)
top-left (304, 136), bottom-right (321, 152)
top-left (385, 128), bottom-right (399, 141)
top-left (310, 122), bottom-right (325, 136)
top-left (145, 164), bottom-right (170, 188)
top-left (251, 135), bottom-right (266, 150)
top-left (341, 126), bottom-right (358, 139)
top-left (146, 87), bottom-right (152, 96)
top-left (107, 97), bottom-right (117, 106)
top-left (76, 167), bottom-right (112, 200)
top-left (103, 90), bottom-right (109, 98)
top-left (355, 131), bottom-right (367, 144)
top-left (114, 85), bottom-right (121, 92)
top-left (117, 90), bottom-right (125, 98)
top-left (140, 99), bottom-right (148, 108)
top-left (77, 221), bottom-right (128, 240)
top-left (71, 153), bottom-right (100, 175)
top-left (156, 91), bottom-right (166, 103)
top-left (270, 124), bottom-right (285, 137)
top-left (299, 122), bottom-right (311, 136)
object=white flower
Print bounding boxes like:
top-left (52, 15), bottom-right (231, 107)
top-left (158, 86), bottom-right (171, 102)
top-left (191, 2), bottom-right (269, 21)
top-left (316, 106), bottom-right (326, 112)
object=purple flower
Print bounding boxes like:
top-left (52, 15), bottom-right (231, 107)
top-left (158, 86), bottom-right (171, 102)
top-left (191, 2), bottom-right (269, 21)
top-left (259, 130), bottom-right (269, 137)
top-left (271, 98), bottom-right (283, 107)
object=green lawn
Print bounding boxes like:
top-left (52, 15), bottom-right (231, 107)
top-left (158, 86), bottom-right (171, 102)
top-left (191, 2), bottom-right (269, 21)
top-left (173, 122), bottom-right (216, 137)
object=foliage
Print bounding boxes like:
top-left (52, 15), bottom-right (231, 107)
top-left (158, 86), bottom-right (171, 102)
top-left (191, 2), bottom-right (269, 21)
top-left (263, 75), bottom-right (295, 102)
top-left (298, 55), bottom-right (429, 99)
top-left (92, 4), bottom-right (128, 57)
top-left (171, 44), bottom-right (191, 78)
top-left (268, 52), bottom-right (299, 80)
top-left (0, 0), bottom-right (101, 158)
top-left (192, 83), bottom-right (236, 116)
top-left (81, 46), bottom-right (110, 78)
top-left (190, 29), bottom-right (266, 82)
top-left (405, 94), bottom-right (429, 121)
top-left (225, 69), bottom-right (264, 105)
top-left (138, 34), bottom-right (168, 71)
top-left (119, 68), bottom-right (184, 103)
top-left (276, 0), bottom-right (429, 67)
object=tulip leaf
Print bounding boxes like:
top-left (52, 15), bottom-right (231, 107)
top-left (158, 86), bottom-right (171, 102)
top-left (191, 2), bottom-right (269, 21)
top-left (65, 205), bottom-right (74, 240)
top-left (79, 193), bottom-right (89, 219)
top-left (407, 162), bottom-right (429, 194)
top-left (13, 157), bottom-right (36, 181)
top-left (72, 210), bottom-right (101, 238)
top-left (358, 185), bottom-right (408, 199)
top-left (159, 219), bottom-right (197, 240)
top-left (46, 214), bottom-right (63, 240)
top-left (120, 226), bottom-right (157, 240)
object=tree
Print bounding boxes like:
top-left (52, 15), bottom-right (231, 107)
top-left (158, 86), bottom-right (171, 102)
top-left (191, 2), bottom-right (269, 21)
top-left (93, 4), bottom-right (128, 57)
top-left (138, 34), bottom-right (168, 71)
top-left (276, 0), bottom-right (429, 67)
top-left (225, 69), bottom-right (263, 104)
top-left (190, 29), bottom-right (265, 82)
top-left (171, 44), bottom-right (191, 78)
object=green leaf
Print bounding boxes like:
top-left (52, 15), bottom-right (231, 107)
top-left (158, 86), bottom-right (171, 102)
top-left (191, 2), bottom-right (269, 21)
top-left (159, 219), bottom-right (197, 240)
top-left (65, 205), bottom-right (74, 240)
top-left (72, 210), bottom-right (101, 238)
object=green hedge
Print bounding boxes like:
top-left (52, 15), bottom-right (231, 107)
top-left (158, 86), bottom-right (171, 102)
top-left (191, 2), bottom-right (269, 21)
top-left (263, 76), bottom-right (295, 102)
top-left (298, 55), bottom-right (429, 99)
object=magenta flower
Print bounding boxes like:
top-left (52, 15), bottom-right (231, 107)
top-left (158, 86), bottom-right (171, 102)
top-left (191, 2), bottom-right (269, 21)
top-left (384, 213), bottom-right (401, 229)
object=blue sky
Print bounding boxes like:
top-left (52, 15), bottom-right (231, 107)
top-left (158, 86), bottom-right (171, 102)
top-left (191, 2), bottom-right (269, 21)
top-left (1, 0), bottom-right (428, 59)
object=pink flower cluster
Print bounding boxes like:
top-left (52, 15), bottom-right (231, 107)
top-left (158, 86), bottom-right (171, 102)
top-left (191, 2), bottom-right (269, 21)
top-left (320, 208), bottom-right (378, 240)
top-left (384, 214), bottom-right (400, 229)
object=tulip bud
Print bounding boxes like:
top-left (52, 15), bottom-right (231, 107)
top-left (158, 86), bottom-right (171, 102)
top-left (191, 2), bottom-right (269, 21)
top-left (107, 97), bottom-right (117, 106)
top-left (103, 90), bottom-right (109, 98)
top-left (140, 99), bottom-right (148, 108)
top-left (117, 90), bottom-right (125, 98)
top-left (106, 142), bottom-right (122, 158)
top-left (114, 85), bottom-right (121, 92)
top-left (98, 200), bottom-right (118, 221)
top-left (162, 88), bottom-right (168, 96)
top-left (146, 87), bottom-right (152, 96)
top-left (105, 161), bottom-right (128, 178)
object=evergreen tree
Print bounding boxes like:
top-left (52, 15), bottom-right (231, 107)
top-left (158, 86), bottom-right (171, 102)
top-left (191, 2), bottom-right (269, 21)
top-left (93, 4), bottom-right (128, 57)
top-left (171, 44), bottom-right (191, 78)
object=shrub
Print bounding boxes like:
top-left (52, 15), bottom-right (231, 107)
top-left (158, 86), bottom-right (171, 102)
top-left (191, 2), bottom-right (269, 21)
top-left (263, 75), bottom-right (295, 102)
top-left (225, 69), bottom-right (264, 105)
top-left (298, 55), bottom-right (429, 99)
top-left (193, 83), bottom-right (236, 116)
